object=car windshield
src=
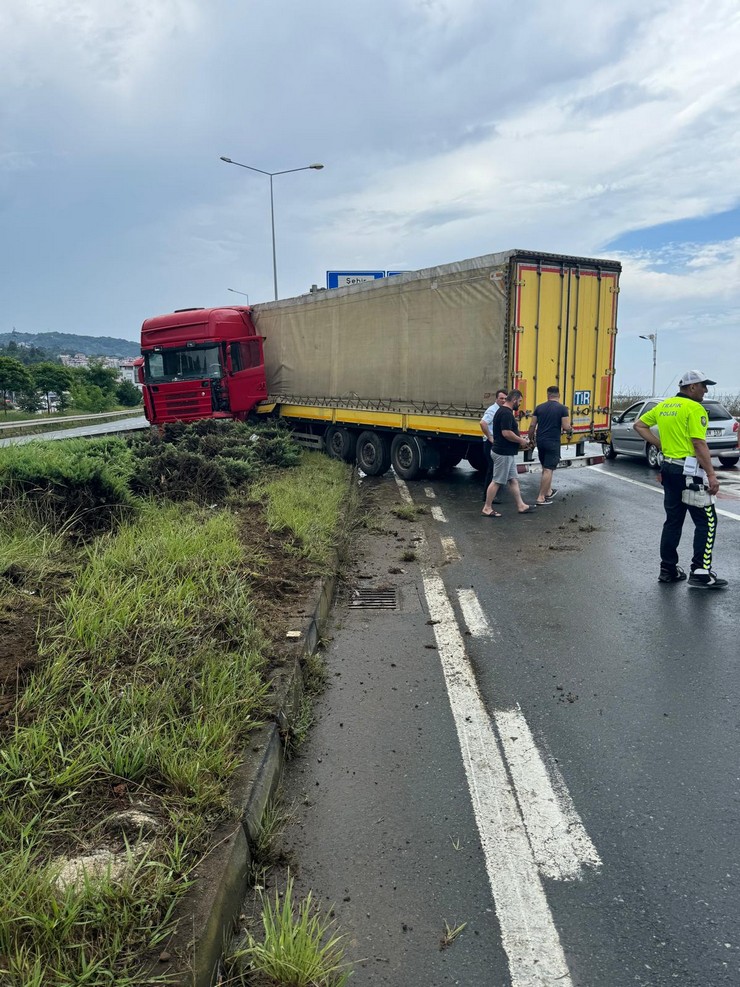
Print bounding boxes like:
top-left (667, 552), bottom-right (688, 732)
top-left (144, 346), bottom-right (223, 383)
top-left (703, 401), bottom-right (733, 421)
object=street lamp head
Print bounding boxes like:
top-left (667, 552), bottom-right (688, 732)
top-left (220, 156), bottom-right (232, 163)
top-left (309, 163), bottom-right (324, 170)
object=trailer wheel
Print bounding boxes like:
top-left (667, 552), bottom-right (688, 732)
top-left (391, 435), bottom-right (423, 480)
top-left (356, 431), bottom-right (391, 476)
top-left (465, 442), bottom-right (488, 473)
top-left (325, 425), bottom-right (356, 463)
top-left (437, 443), bottom-right (464, 471)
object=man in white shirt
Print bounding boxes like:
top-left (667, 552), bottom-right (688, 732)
top-left (479, 389), bottom-right (507, 500)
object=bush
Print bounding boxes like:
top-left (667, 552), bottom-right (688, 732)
top-left (128, 446), bottom-right (230, 503)
top-left (126, 420), bottom-right (301, 504)
top-left (115, 380), bottom-right (143, 407)
top-left (0, 438), bottom-right (135, 530)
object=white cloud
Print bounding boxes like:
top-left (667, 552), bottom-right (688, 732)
top-left (1, 0), bottom-right (739, 393)
top-left (0, 0), bottom-right (201, 94)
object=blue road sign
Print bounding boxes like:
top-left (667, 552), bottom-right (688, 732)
top-left (326, 271), bottom-right (385, 290)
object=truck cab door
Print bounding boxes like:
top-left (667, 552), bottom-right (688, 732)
top-left (226, 338), bottom-right (268, 415)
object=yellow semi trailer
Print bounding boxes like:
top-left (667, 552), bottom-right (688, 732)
top-left (251, 249), bottom-right (621, 479)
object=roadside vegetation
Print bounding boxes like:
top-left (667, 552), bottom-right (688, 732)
top-left (227, 875), bottom-right (351, 987)
top-left (0, 420), bottom-right (353, 986)
top-left (0, 353), bottom-right (142, 424)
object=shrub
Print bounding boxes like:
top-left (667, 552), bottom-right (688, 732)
top-left (0, 438), bottom-right (135, 530)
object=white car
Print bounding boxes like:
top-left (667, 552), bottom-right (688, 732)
top-left (604, 398), bottom-right (740, 469)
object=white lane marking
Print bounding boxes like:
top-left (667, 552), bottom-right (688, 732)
top-left (440, 535), bottom-right (460, 562)
top-left (393, 473), bottom-right (593, 983)
top-left (589, 466), bottom-right (740, 521)
top-left (431, 505), bottom-right (448, 523)
top-left (422, 563), bottom-right (574, 986)
top-left (424, 486), bottom-right (437, 499)
top-left (456, 588), bottom-right (496, 639)
top-left (495, 706), bottom-right (601, 882)
top-left (394, 474), bottom-right (414, 504)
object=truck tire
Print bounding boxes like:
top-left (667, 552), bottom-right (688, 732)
top-left (391, 435), bottom-right (423, 480)
top-left (465, 442), bottom-right (488, 473)
top-left (325, 425), bottom-right (356, 462)
top-left (437, 442), bottom-right (464, 471)
top-left (356, 431), bottom-right (391, 476)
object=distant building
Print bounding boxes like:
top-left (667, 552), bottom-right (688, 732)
top-left (119, 360), bottom-right (143, 389)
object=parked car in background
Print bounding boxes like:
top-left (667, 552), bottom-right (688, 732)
top-left (604, 398), bottom-right (740, 468)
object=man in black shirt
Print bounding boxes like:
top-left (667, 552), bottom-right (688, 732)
top-left (527, 386), bottom-right (572, 506)
top-left (482, 389), bottom-right (533, 516)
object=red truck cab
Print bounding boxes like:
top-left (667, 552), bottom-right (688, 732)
top-left (140, 306), bottom-right (266, 425)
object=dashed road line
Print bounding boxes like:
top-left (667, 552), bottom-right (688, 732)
top-left (392, 473), bottom-right (595, 986)
top-left (495, 705), bottom-right (601, 882)
top-left (456, 588), bottom-right (496, 639)
top-left (422, 562), bottom-right (575, 986)
top-left (430, 505), bottom-right (447, 523)
top-left (424, 486), bottom-right (437, 499)
top-left (440, 535), bottom-right (460, 562)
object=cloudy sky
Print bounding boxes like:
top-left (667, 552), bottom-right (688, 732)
top-left (2, 0), bottom-right (739, 394)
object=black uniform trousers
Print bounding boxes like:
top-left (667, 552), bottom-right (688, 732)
top-left (659, 462), bottom-right (717, 571)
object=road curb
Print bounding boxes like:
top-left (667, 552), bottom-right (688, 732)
top-left (161, 561), bottom-right (342, 985)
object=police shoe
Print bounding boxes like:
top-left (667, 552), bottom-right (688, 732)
top-left (688, 568), bottom-right (728, 589)
top-left (658, 565), bottom-right (686, 584)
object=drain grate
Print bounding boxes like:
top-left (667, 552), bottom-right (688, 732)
top-left (350, 588), bottom-right (397, 610)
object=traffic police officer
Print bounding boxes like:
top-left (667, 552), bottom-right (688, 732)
top-left (633, 370), bottom-right (727, 589)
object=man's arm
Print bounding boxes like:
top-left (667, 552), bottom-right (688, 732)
top-left (527, 415), bottom-right (538, 443)
top-left (479, 416), bottom-right (493, 442)
top-left (560, 413), bottom-right (573, 437)
top-left (634, 419), bottom-right (660, 447)
top-left (502, 429), bottom-right (529, 448)
top-left (691, 437), bottom-right (719, 494)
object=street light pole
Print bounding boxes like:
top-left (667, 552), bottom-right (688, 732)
top-left (220, 156), bottom-right (324, 301)
top-left (639, 332), bottom-right (658, 395)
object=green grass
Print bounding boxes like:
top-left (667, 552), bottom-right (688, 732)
top-left (0, 452), bottom-right (351, 985)
top-left (391, 503), bottom-right (427, 521)
top-left (0, 501), bottom-right (266, 985)
top-left (229, 874), bottom-right (351, 987)
top-left (0, 498), bottom-right (68, 582)
top-left (252, 452), bottom-right (354, 570)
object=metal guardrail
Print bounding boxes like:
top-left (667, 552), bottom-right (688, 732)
top-left (0, 409), bottom-right (142, 433)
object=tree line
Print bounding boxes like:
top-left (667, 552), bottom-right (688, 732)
top-left (0, 353), bottom-right (141, 416)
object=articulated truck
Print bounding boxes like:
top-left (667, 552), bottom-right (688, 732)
top-left (140, 249), bottom-right (621, 480)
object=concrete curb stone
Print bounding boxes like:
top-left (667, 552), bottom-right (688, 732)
top-left (160, 564), bottom-right (341, 985)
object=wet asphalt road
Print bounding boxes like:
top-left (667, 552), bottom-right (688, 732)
top-left (278, 455), bottom-right (740, 987)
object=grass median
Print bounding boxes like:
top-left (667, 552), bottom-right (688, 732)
top-left (0, 440), bottom-right (352, 986)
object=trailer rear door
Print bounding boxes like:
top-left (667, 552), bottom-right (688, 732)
top-left (509, 256), bottom-right (619, 439)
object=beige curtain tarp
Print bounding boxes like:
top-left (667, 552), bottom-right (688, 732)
top-left (252, 252), bottom-right (512, 413)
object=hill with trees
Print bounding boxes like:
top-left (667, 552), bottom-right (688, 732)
top-left (0, 330), bottom-right (139, 360)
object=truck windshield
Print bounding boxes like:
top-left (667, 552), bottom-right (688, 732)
top-left (144, 346), bottom-right (223, 383)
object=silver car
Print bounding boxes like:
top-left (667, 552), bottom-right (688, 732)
top-left (604, 398), bottom-right (740, 469)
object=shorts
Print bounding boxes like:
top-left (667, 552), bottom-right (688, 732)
top-left (538, 444), bottom-right (561, 470)
top-left (491, 453), bottom-right (518, 485)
